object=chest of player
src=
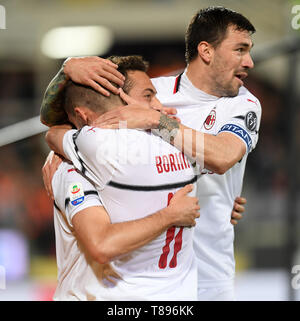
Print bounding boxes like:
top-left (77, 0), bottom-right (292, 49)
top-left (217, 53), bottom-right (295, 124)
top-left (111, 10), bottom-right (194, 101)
top-left (176, 104), bottom-right (221, 137)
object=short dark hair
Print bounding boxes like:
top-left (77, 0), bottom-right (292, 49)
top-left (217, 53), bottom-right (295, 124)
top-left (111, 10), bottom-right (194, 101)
top-left (64, 55), bottom-right (149, 116)
top-left (185, 6), bottom-right (256, 63)
top-left (64, 81), bottom-right (123, 117)
top-left (107, 55), bottom-right (149, 93)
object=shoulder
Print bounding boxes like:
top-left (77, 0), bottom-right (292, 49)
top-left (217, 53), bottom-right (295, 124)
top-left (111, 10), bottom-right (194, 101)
top-left (52, 160), bottom-right (99, 212)
top-left (224, 86), bottom-right (261, 112)
top-left (76, 126), bottom-right (127, 144)
top-left (52, 161), bottom-right (96, 197)
top-left (76, 126), bottom-right (115, 141)
top-left (73, 126), bottom-right (121, 157)
top-left (52, 161), bottom-right (71, 186)
top-left (218, 86), bottom-right (262, 129)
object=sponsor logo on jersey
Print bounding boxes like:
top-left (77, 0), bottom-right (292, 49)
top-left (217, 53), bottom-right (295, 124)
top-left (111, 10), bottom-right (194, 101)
top-left (68, 182), bottom-right (85, 206)
top-left (245, 111), bottom-right (257, 132)
top-left (87, 127), bottom-right (96, 133)
top-left (219, 124), bottom-right (252, 152)
top-left (204, 109), bottom-right (216, 130)
top-left (247, 98), bottom-right (258, 105)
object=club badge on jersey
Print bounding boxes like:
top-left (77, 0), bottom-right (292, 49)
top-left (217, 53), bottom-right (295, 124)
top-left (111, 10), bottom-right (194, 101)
top-left (68, 182), bottom-right (85, 206)
top-left (204, 108), bottom-right (217, 130)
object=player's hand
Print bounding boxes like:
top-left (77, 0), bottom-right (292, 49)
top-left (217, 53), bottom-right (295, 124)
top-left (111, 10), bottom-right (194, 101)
top-left (120, 88), bottom-right (180, 122)
top-left (92, 88), bottom-right (160, 129)
top-left (92, 89), bottom-right (179, 129)
top-left (42, 151), bottom-right (64, 200)
top-left (230, 196), bottom-right (247, 225)
top-left (92, 104), bottom-right (160, 130)
top-left (165, 184), bottom-right (200, 227)
top-left (63, 56), bottom-right (125, 96)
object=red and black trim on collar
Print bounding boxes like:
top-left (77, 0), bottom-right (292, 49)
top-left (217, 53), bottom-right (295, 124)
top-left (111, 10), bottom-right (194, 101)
top-left (173, 73), bottom-right (183, 94)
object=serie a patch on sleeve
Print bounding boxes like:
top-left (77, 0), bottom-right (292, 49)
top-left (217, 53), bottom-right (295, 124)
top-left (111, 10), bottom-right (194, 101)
top-left (68, 182), bottom-right (85, 206)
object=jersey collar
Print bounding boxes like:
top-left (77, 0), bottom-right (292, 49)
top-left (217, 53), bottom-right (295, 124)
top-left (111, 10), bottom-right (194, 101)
top-left (174, 69), bottom-right (220, 103)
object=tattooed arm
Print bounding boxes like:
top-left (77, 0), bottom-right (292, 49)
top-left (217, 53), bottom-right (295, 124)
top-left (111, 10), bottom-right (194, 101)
top-left (40, 64), bottom-right (69, 127)
top-left (158, 116), bottom-right (246, 174)
top-left (40, 57), bottom-right (125, 127)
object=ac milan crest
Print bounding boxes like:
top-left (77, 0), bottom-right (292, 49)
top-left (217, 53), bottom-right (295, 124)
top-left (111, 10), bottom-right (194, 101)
top-left (204, 109), bottom-right (216, 130)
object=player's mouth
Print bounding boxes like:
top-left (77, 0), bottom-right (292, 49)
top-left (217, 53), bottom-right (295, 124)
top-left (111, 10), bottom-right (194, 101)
top-left (234, 72), bottom-right (248, 86)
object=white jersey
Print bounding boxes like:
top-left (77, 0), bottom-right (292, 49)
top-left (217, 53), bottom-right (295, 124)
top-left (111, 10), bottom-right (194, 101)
top-left (62, 126), bottom-right (198, 300)
top-left (52, 161), bottom-right (107, 301)
top-left (152, 70), bottom-right (261, 290)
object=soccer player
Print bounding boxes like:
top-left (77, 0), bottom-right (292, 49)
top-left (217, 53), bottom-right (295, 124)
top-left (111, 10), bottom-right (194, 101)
top-left (45, 56), bottom-right (200, 300)
top-left (95, 7), bottom-right (261, 300)
top-left (41, 6), bottom-right (259, 300)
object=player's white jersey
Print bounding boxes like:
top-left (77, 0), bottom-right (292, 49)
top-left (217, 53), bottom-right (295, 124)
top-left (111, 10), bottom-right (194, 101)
top-left (152, 70), bottom-right (261, 290)
top-left (52, 161), bottom-right (108, 301)
top-left (62, 126), bottom-right (198, 300)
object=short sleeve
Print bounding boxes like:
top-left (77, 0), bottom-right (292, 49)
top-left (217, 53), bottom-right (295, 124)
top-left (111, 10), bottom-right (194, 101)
top-left (65, 178), bottom-right (101, 227)
top-left (217, 93), bottom-right (262, 153)
top-left (52, 162), bottom-right (103, 228)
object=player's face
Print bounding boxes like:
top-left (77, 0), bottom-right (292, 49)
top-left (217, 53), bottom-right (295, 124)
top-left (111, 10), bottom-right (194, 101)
top-left (126, 70), bottom-right (161, 109)
top-left (210, 25), bottom-right (254, 97)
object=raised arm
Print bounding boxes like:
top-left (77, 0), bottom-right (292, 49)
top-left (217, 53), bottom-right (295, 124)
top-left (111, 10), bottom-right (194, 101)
top-left (40, 56), bottom-right (125, 127)
top-left (40, 64), bottom-right (69, 126)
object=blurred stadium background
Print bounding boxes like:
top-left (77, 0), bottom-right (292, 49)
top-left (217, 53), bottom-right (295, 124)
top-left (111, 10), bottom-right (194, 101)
top-left (0, 0), bottom-right (300, 301)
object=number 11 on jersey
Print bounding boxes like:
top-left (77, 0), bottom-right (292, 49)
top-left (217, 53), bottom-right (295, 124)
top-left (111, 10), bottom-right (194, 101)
top-left (158, 193), bottom-right (184, 269)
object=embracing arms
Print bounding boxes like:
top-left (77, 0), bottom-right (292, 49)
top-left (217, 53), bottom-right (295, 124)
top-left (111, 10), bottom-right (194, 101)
top-left (73, 184), bottom-right (199, 265)
top-left (93, 90), bottom-right (246, 174)
top-left (46, 126), bottom-right (199, 265)
top-left (40, 57), bottom-right (125, 126)
top-left (41, 56), bottom-right (245, 174)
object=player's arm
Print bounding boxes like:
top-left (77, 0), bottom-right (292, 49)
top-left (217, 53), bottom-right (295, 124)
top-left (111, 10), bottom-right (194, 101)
top-left (45, 125), bottom-right (71, 159)
top-left (169, 121), bottom-right (246, 174)
top-left (40, 64), bottom-right (70, 126)
top-left (157, 100), bottom-right (261, 174)
top-left (42, 151), bottom-right (64, 199)
top-left (40, 57), bottom-right (125, 127)
top-left (72, 184), bottom-right (199, 265)
top-left (93, 92), bottom-right (246, 174)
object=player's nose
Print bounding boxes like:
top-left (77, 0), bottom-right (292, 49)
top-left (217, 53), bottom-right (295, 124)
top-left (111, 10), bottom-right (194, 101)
top-left (242, 53), bottom-right (254, 70)
top-left (151, 97), bottom-right (163, 110)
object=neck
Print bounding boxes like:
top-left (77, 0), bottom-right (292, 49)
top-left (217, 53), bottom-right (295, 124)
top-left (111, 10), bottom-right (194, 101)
top-left (186, 59), bottom-right (221, 97)
top-left (73, 108), bottom-right (99, 129)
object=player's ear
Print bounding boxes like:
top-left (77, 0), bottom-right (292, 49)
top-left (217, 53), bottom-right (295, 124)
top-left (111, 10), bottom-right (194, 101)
top-left (197, 41), bottom-right (213, 64)
top-left (74, 107), bottom-right (88, 124)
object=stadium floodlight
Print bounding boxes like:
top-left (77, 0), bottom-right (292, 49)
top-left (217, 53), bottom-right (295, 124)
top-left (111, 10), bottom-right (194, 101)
top-left (41, 25), bottom-right (114, 59)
